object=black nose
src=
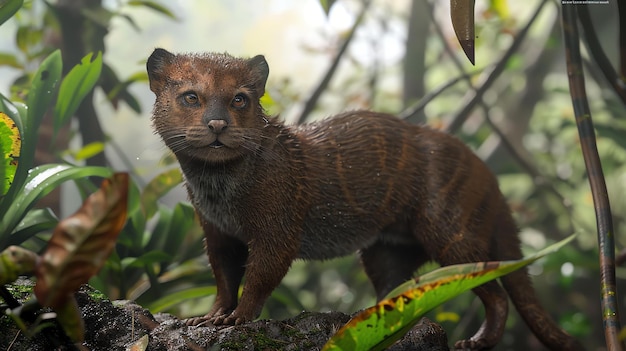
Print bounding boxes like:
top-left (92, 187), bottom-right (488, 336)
top-left (208, 119), bottom-right (228, 134)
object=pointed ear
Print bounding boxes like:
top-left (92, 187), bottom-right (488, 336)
top-left (247, 55), bottom-right (269, 97)
top-left (147, 48), bottom-right (175, 93)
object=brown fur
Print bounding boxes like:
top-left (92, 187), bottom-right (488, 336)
top-left (146, 48), bottom-right (583, 350)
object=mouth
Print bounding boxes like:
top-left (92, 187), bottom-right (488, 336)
top-left (208, 140), bottom-right (225, 148)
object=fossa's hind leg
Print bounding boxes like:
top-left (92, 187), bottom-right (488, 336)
top-left (360, 240), bottom-right (428, 300)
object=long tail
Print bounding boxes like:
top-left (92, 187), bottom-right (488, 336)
top-left (501, 270), bottom-right (584, 350)
top-left (497, 214), bottom-right (584, 350)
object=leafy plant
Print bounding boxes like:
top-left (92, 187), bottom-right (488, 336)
top-left (1, 173), bottom-right (128, 343)
top-left (91, 168), bottom-right (211, 316)
top-left (323, 235), bottom-right (576, 351)
top-left (0, 49), bottom-right (111, 250)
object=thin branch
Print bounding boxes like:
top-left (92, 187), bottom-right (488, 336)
top-left (562, 4), bottom-right (623, 351)
top-left (577, 5), bottom-right (626, 105)
top-left (399, 70), bottom-right (481, 120)
top-left (296, 0), bottom-right (372, 124)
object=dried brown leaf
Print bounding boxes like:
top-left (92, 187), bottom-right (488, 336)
top-left (34, 173), bottom-right (129, 309)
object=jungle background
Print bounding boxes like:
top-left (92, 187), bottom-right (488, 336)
top-left (1, 0), bottom-right (624, 350)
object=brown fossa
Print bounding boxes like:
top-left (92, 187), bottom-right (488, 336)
top-left (146, 48), bottom-right (583, 351)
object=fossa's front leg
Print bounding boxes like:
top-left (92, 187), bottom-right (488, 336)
top-left (186, 221), bottom-right (247, 326)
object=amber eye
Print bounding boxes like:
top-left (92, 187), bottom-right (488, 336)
top-left (231, 94), bottom-right (247, 109)
top-left (183, 92), bottom-right (199, 105)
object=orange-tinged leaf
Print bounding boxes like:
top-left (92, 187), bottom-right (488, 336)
top-left (34, 173), bottom-right (129, 309)
top-left (0, 111), bottom-right (21, 196)
top-left (322, 235), bottom-right (576, 351)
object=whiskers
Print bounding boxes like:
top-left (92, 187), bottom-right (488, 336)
top-left (160, 128), bottom-right (191, 154)
top-left (237, 128), bottom-right (285, 162)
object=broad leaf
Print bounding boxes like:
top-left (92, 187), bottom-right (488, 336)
top-left (140, 168), bottom-right (183, 218)
top-left (34, 173), bottom-right (129, 310)
top-left (0, 0), bottom-right (23, 27)
top-left (54, 52), bottom-right (103, 135)
top-left (0, 164), bottom-right (112, 246)
top-left (322, 235), bottom-right (576, 351)
top-left (0, 112), bottom-right (21, 196)
top-left (9, 208), bottom-right (58, 246)
top-left (26, 50), bottom-right (62, 138)
top-left (0, 93), bottom-right (23, 132)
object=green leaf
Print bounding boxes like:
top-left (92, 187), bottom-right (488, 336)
top-left (319, 0), bottom-right (336, 15)
top-left (127, 0), bottom-right (177, 20)
top-left (140, 168), bottom-right (183, 218)
top-left (9, 208), bottom-right (58, 246)
top-left (0, 52), bottom-right (22, 68)
top-left (120, 251), bottom-right (171, 269)
top-left (73, 141), bottom-right (105, 161)
top-left (146, 286), bottom-right (217, 313)
top-left (24, 49), bottom-right (62, 162)
top-left (322, 235), bottom-right (577, 351)
top-left (0, 0), bottom-right (23, 27)
top-left (54, 52), bottom-right (103, 135)
top-left (162, 202), bottom-right (196, 256)
top-left (0, 112), bottom-right (21, 196)
top-left (0, 164), bottom-right (112, 247)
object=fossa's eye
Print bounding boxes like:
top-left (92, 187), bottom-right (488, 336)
top-left (231, 93), bottom-right (247, 109)
top-left (182, 92), bottom-right (199, 105)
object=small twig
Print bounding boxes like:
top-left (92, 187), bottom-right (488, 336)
top-left (296, 0), bottom-right (372, 124)
top-left (399, 70), bottom-right (482, 120)
top-left (562, 4), bottom-right (623, 350)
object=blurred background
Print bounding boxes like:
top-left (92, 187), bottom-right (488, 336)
top-left (1, 0), bottom-right (624, 349)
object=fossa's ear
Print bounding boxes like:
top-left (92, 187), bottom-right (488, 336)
top-left (247, 55), bottom-right (269, 97)
top-left (147, 48), bottom-right (175, 93)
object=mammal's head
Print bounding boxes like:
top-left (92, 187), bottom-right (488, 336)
top-left (147, 48), bottom-right (269, 163)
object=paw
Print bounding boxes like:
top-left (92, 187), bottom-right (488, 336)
top-left (222, 311), bottom-right (250, 325)
top-left (185, 307), bottom-right (232, 327)
top-left (185, 316), bottom-right (214, 327)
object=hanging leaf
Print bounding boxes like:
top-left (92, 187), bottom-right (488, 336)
top-left (450, 0), bottom-right (475, 65)
top-left (53, 52), bottom-right (103, 135)
top-left (34, 173), bottom-right (129, 310)
top-left (0, 112), bottom-right (21, 196)
top-left (0, 0), bottom-right (23, 27)
top-left (322, 235), bottom-right (576, 351)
